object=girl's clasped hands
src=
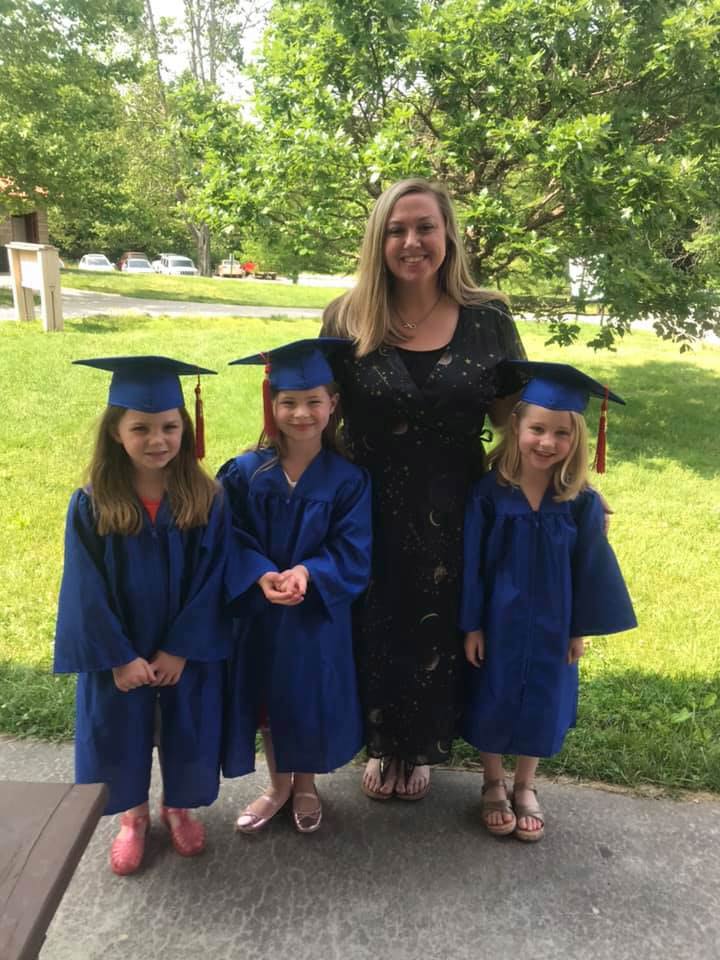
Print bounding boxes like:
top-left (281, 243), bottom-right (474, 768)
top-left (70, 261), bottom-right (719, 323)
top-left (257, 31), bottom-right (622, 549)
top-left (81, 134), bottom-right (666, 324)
top-left (257, 565), bottom-right (309, 605)
top-left (111, 652), bottom-right (187, 692)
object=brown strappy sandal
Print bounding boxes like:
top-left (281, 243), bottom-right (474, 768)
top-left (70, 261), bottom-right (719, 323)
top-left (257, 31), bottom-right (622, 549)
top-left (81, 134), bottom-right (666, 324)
top-left (480, 778), bottom-right (517, 836)
top-left (511, 781), bottom-right (545, 842)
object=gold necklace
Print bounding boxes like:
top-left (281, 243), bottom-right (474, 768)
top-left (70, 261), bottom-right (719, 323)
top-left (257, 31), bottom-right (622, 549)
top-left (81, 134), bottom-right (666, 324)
top-left (396, 292), bottom-right (443, 330)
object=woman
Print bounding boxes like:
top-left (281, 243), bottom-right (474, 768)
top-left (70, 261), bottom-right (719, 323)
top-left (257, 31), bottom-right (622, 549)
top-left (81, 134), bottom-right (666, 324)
top-left (321, 177), bottom-right (526, 800)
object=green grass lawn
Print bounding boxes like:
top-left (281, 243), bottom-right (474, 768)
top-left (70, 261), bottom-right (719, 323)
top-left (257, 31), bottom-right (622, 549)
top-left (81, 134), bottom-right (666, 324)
top-left (59, 268), bottom-right (347, 309)
top-left (1, 311), bottom-right (718, 793)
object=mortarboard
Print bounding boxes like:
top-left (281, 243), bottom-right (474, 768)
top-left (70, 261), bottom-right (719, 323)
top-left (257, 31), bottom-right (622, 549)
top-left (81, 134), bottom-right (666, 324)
top-left (73, 355), bottom-right (216, 458)
top-left (229, 338), bottom-right (352, 438)
top-left (499, 360), bottom-right (625, 412)
top-left (498, 359), bottom-right (626, 473)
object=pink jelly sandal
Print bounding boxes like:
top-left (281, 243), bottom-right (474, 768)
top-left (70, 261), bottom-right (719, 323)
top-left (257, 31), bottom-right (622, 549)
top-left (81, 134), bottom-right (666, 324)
top-left (109, 811), bottom-right (150, 876)
top-left (160, 806), bottom-right (206, 857)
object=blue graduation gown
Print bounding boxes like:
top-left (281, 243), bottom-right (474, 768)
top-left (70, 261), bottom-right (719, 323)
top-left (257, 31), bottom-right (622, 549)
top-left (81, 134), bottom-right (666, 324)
top-left (219, 448), bottom-right (372, 775)
top-left (460, 472), bottom-right (637, 758)
top-left (54, 489), bottom-right (232, 815)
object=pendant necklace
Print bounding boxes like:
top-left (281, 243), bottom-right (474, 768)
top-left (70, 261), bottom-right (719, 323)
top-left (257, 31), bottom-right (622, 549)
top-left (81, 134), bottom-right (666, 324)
top-left (397, 292), bottom-right (443, 330)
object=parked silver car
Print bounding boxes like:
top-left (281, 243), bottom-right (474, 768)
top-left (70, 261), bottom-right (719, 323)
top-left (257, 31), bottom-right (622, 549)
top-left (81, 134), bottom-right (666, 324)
top-left (78, 253), bottom-right (115, 272)
top-left (122, 257), bottom-right (154, 274)
top-left (158, 254), bottom-right (198, 276)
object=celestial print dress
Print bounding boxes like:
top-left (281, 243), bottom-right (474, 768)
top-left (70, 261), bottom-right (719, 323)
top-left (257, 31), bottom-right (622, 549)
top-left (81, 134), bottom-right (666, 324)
top-left (322, 301), bottom-right (526, 765)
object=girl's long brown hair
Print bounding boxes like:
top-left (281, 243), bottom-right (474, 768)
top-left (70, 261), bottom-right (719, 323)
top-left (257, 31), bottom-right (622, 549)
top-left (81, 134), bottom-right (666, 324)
top-left (490, 402), bottom-right (589, 502)
top-left (88, 405), bottom-right (218, 535)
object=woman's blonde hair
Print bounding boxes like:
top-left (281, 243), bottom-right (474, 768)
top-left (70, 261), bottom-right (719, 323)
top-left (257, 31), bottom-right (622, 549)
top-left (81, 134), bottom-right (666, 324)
top-left (88, 405), bottom-right (218, 535)
top-left (251, 383), bottom-right (344, 468)
top-left (490, 401), bottom-right (589, 502)
top-left (322, 177), bottom-right (508, 356)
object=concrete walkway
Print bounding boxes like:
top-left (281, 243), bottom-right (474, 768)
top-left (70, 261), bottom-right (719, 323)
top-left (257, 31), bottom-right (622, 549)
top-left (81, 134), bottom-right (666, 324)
top-left (2, 736), bottom-right (718, 960)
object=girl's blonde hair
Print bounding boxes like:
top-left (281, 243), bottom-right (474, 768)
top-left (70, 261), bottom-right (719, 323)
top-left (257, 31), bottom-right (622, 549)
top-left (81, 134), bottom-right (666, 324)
top-left (322, 177), bottom-right (508, 356)
top-left (490, 402), bottom-right (589, 502)
top-left (88, 405), bottom-right (218, 535)
top-left (251, 383), bottom-right (344, 467)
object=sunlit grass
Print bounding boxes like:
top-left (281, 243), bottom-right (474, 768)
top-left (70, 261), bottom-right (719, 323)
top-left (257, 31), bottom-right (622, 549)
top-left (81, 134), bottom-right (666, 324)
top-left (59, 268), bottom-right (346, 309)
top-left (1, 311), bottom-right (718, 791)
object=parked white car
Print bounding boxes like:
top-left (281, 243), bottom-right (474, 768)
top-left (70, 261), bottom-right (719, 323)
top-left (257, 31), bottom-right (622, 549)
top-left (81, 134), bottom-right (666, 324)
top-left (78, 254), bottom-right (115, 272)
top-left (159, 254), bottom-right (198, 276)
top-left (122, 257), bottom-right (154, 274)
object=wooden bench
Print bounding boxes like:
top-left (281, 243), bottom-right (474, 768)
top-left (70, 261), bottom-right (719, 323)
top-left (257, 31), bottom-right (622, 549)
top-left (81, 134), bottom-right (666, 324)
top-left (0, 781), bottom-right (107, 960)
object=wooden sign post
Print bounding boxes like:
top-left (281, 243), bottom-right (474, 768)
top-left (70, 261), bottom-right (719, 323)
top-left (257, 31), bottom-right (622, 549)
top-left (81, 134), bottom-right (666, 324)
top-left (6, 242), bottom-right (63, 331)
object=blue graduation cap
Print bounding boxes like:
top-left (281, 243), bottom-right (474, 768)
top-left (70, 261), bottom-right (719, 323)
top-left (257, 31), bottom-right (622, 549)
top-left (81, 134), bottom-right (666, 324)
top-left (73, 355), bottom-right (216, 413)
top-left (229, 338), bottom-right (351, 391)
top-left (229, 338), bottom-right (352, 438)
top-left (73, 355), bottom-right (216, 458)
top-left (499, 360), bottom-right (625, 473)
top-left (500, 360), bottom-right (625, 412)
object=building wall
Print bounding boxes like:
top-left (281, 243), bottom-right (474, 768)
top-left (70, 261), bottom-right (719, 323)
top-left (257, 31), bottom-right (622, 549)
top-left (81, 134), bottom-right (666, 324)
top-left (0, 210), bottom-right (48, 272)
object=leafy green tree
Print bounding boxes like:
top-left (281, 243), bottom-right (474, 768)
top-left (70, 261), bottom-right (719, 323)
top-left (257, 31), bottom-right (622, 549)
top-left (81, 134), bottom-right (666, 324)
top-left (250, 0), bottom-right (720, 345)
top-left (0, 0), bottom-right (142, 219)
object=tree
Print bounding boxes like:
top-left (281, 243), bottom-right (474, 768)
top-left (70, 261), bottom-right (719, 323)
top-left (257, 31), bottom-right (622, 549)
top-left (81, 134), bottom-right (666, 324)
top-left (136, 0), bottom-right (262, 275)
top-left (0, 0), bottom-right (142, 219)
top-left (249, 0), bottom-right (720, 345)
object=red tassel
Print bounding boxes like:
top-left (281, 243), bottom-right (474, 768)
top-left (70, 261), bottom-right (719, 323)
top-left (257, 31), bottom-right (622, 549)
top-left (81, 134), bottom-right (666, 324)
top-left (194, 376), bottom-right (205, 460)
top-left (593, 386), bottom-right (609, 473)
top-left (262, 359), bottom-right (278, 439)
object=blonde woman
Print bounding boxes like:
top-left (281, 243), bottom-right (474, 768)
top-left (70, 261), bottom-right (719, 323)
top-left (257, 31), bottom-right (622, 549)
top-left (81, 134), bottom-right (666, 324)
top-left (321, 177), bottom-right (526, 800)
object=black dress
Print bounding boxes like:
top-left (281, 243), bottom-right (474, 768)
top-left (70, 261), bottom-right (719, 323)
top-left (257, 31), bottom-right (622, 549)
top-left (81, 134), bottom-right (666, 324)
top-left (323, 301), bottom-right (526, 764)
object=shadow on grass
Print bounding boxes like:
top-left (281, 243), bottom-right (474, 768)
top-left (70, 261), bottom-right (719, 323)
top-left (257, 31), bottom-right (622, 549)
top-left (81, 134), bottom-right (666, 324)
top-left (598, 360), bottom-right (720, 479)
top-left (449, 668), bottom-right (720, 793)
top-left (65, 315), bottom-right (154, 335)
top-left (0, 661), bottom-right (75, 741)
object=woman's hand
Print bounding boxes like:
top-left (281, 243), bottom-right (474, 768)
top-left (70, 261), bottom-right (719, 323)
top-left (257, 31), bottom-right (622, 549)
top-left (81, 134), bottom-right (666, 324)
top-left (587, 485), bottom-right (613, 534)
top-left (112, 657), bottom-right (156, 692)
top-left (567, 637), bottom-right (586, 664)
top-left (464, 630), bottom-right (485, 668)
top-left (150, 651), bottom-right (187, 686)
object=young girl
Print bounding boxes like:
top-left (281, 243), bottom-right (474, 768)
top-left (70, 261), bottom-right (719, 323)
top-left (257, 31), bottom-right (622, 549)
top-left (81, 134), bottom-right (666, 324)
top-left (219, 338), bottom-right (372, 834)
top-left (460, 360), bottom-right (637, 842)
top-left (54, 356), bottom-right (233, 875)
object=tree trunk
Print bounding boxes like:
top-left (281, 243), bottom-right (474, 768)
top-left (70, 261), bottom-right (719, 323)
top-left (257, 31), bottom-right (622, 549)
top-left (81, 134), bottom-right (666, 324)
top-left (189, 221), bottom-right (211, 276)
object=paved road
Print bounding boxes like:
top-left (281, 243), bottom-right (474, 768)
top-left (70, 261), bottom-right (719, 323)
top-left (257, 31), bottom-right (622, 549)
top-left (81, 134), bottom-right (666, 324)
top-left (2, 736), bottom-right (718, 960)
top-left (2, 282), bottom-right (718, 344)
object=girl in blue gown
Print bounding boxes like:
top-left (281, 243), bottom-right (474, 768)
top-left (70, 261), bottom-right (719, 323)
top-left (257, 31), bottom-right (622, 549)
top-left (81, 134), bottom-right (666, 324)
top-left (219, 339), bottom-right (372, 834)
top-left (460, 361), bottom-right (637, 842)
top-left (54, 356), bottom-right (233, 875)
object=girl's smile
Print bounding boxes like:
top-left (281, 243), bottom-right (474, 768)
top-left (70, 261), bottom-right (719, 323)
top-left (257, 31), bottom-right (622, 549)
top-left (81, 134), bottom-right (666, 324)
top-left (516, 405), bottom-right (574, 473)
top-left (114, 408), bottom-right (183, 473)
top-left (273, 388), bottom-right (337, 445)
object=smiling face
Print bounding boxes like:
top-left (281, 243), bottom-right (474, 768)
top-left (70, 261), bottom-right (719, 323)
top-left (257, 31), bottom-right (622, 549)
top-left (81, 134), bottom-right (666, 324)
top-left (273, 386), bottom-right (338, 448)
top-left (383, 191), bottom-right (447, 288)
top-left (515, 404), bottom-right (575, 475)
top-left (114, 407), bottom-right (184, 475)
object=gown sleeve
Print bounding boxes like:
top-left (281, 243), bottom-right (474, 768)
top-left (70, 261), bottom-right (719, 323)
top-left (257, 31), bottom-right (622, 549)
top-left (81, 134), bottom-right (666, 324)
top-left (161, 492), bottom-right (233, 661)
top-left (570, 489), bottom-right (638, 637)
top-left (217, 456), bottom-right (279, 605)
top-left (53, 490), bottom-right (137, 673)
top-left (459, 482), bottom-right (494, 633)
top-left (300, 468), bottom-right (372, 620)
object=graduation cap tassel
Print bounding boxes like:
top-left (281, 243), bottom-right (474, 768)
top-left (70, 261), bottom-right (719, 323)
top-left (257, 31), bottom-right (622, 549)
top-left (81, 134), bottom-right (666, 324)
top-left (593, 386), bottom-right (609, 474)
top-left (262, 359), bottom-right (278, 439)
top-left (194, 375), bottom-right (205, 459)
